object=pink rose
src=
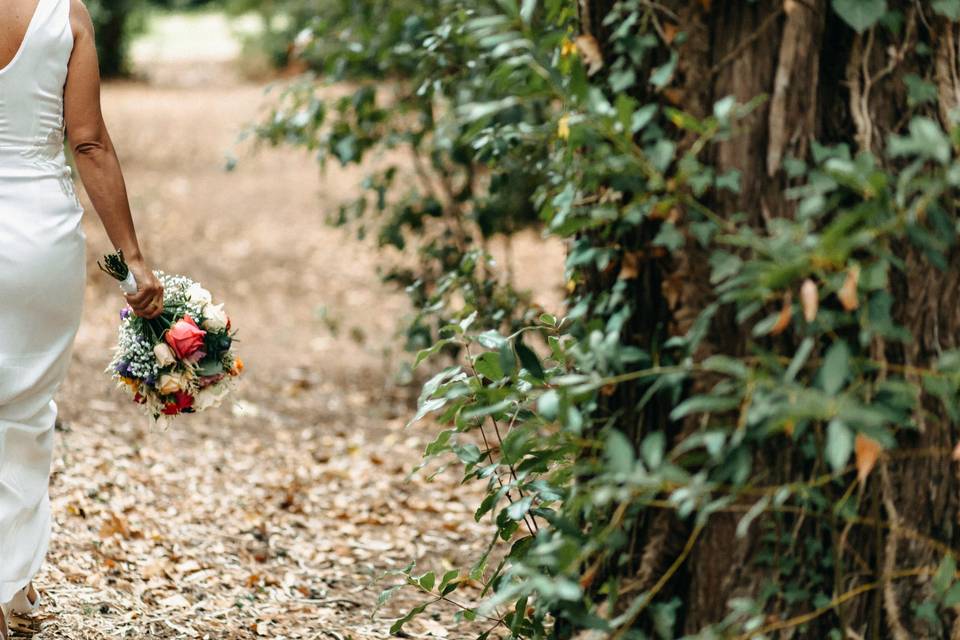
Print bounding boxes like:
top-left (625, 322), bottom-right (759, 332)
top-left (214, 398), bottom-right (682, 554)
top-left (165, 315), bottom-right (207, 361)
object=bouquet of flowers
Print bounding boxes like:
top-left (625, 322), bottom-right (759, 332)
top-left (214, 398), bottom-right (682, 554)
top-left (100, 251), bottom-right (243, 423)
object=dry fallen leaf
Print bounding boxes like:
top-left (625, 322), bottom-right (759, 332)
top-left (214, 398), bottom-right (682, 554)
top-left (855, 434), bottom-right (882, 483)
top-left (575, 34), bottom-right (604, 75)
top-left (801, 279), bottom-right (819, 323)
top-left (99, 513), bottom-right (131, 539)
top-left (141, 560), bottom-right (168, 580)
top-left (838, 265), bottom-right (860, 311)
top-left (158, 593), bottom-right (191, 609)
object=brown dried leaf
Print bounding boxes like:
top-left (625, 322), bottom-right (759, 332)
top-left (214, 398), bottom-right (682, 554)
top-left (575, 35), bottom-right (604, 75)
top-left (771, 292), bottom-right (793, 336)
top-left (663, 23), bottom-right (680, 45)
top-left (99, 513), bottom-right (131, 539)
top-left (579, 561), bottom-right (600, 590)
top-left (141, 560), bottom-right (168, 580)
top-left (663, 87), bottom-right (685, 105)
top-left (838, 264), bottom-right (860, 311)
top-left (800, 279), bottom-right (818, 323)
top-left (855, 434), bottom-right (882, 483)
top-left (619, 252), bottom-right (641, 280)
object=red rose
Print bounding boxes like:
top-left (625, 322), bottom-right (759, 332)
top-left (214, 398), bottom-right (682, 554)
top-left (162, 391), bottom-right (194, 415)
top-left (165, 315), bottom-right (207, 361)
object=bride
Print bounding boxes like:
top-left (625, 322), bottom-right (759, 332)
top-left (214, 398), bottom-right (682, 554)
top-left (0, 0), bottom-right (164, 634)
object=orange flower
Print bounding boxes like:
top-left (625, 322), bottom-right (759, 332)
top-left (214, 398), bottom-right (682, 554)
top-left (121, 376), bottom-right (140, 392)
top-left (229, 357), bottom-right (244, 376)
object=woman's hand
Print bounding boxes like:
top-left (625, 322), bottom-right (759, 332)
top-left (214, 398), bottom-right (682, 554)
top-left (124, 259), bottom-right (164, 319)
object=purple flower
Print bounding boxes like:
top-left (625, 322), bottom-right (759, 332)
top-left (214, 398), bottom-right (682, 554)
top-left (115, 362), bottom-right (133, 378)
top-left (120, 307), bottom-right (132, 320)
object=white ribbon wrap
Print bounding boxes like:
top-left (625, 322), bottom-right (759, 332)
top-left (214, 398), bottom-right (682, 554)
top-left (119, 271), bottom-right (138, 295)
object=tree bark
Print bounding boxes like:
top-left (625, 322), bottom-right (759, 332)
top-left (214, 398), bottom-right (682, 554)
top-left (587, 1), bottom-right (960, 636)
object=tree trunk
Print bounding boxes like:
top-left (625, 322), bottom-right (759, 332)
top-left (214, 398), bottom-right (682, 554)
top-left (585, 1), bottom-right (960, 636)
top-left (88, 0), bottom-right (140, 77)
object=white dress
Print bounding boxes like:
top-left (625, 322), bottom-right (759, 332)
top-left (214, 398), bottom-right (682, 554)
top-left (0, 0), bottom-right (86, 605)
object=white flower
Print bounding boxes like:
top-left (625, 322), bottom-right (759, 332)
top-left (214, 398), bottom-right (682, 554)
top-left (194, 384), bottom-right (231, 411)
top-left (202, 303), bottom-right (228, 332)
top-left (153, 343), bottom-right (177, 367)
top-left (187, 283), bottom-right (212, 304)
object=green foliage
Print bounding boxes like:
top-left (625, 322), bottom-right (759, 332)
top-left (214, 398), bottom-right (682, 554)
top-left (831, 0), bottom-right (887, 33)
top-left (258, 0), bottom-right (960, 636)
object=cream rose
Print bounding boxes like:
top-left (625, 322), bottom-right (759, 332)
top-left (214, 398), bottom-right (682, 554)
top-left (158, 373), bottom-right (184, 395)
top-left (153, 342), bottom-right (177, 367)
top-left (202, 303), bottom-right (228, 332)
top-left (187, 283), bottom-right (212, 304)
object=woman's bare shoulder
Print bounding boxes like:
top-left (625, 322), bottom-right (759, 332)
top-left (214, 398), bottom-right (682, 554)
top-left (69, 0), bottom-right (94, 39)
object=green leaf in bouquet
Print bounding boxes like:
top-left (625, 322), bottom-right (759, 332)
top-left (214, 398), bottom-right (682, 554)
top-left (196, 358), bottom-right (226, 377)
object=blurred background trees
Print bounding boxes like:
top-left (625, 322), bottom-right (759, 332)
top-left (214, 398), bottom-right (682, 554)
top-left (85, 0), bottom-right (144, 76)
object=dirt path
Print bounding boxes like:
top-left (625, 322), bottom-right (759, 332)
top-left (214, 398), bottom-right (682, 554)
top-left (11, 50), bottom-right (562, 639)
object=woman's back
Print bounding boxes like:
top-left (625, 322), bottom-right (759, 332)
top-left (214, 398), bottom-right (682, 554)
top-left (0, 0), bottom-right (42, 64)
top-left (0, 0), bottom-right (75, 185)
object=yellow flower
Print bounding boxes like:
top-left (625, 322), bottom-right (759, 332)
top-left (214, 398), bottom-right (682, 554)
top-left (558, 115), bottom-right (570, 141)
top-left (560, 39), bottom-right (577, 57)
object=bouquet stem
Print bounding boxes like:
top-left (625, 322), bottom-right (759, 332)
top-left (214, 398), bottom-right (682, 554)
top-left (98, 250), bottom-right (139, 295)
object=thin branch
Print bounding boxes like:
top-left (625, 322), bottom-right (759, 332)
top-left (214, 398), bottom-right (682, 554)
top-left (464, 343), bottom-right (539, 538)
top-left (879, 461), bottom-right (911, 640)
top-left (610, 523), bottom-right (704, 638)
top-left (491, 407), bottom-right (540, 533)
top-left (735, 569), bottom-right (927, 639)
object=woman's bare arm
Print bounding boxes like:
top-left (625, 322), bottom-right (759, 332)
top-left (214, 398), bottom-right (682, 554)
top-left (63, 0), bottom-right (163, 319)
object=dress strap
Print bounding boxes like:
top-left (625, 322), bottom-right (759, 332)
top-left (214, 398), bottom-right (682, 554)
top-left (22, 0), bottom-right (73, 68)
